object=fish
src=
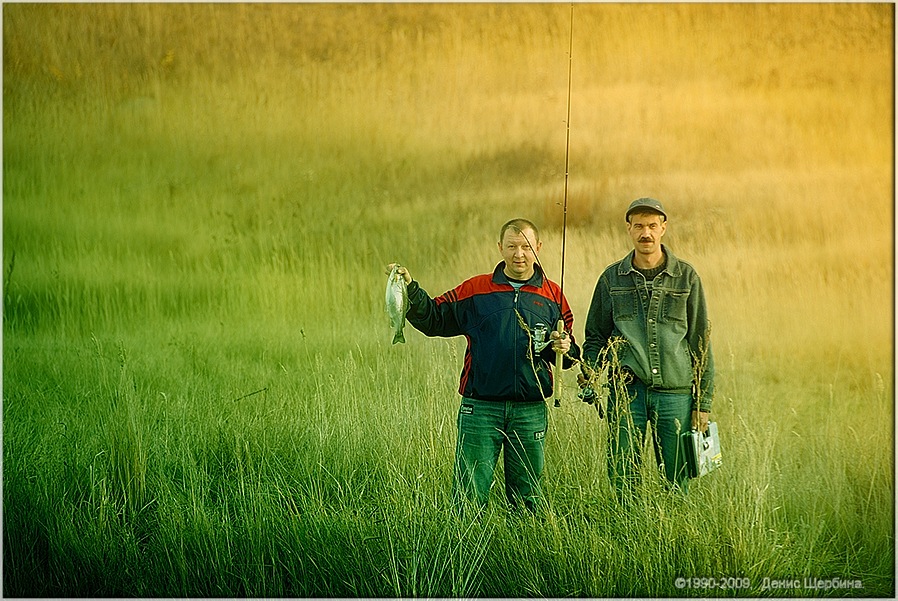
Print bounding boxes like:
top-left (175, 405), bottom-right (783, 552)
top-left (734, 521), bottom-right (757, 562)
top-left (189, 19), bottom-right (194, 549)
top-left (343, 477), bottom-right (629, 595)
top-left (385, 264), bottom-right (408, 344)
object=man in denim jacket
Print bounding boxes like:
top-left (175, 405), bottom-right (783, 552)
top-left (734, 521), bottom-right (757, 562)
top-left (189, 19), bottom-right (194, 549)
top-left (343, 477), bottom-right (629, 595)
top-left (583, 198), bottom-right (714, 499)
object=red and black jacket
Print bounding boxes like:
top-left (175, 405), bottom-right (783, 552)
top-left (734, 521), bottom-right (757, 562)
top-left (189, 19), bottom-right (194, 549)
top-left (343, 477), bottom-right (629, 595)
top-left (406, 263), bottom-right (580, 402)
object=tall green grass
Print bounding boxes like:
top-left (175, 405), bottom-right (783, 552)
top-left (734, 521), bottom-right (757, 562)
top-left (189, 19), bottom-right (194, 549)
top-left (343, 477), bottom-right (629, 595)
top-left (4, 3), bottom-right (894, 597)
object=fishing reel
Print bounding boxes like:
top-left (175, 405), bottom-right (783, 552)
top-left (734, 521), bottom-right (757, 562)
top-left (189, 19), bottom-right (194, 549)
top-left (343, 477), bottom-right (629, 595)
top-left (577, 383), bottom-right (598, 404)
top-left (576, 367), bottom-right (604, 419)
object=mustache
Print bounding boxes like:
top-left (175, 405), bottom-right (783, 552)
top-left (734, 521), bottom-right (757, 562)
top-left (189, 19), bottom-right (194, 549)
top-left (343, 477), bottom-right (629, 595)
top-left (638, 237), bottom-right (654, 243)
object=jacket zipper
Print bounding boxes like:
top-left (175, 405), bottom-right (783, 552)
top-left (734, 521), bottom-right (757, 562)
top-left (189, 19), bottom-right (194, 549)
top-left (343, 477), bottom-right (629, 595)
top-left (513, 288), bottom-right (520, 398)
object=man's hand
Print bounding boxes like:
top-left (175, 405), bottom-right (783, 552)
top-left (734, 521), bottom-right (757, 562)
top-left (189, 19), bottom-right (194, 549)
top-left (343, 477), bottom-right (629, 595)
top-left (579, 363), bottom-right (595, 382)
top-left (386, 263), bottom-right (412, 284)
top-left (550, 330), bottom-right (570, 354)
top-left (691, 410), bottom-right (710, 433)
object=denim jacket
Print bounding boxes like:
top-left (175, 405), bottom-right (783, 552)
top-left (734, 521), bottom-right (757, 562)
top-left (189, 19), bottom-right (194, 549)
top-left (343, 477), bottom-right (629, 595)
top-left (583, 246), bottom-right (714, 411)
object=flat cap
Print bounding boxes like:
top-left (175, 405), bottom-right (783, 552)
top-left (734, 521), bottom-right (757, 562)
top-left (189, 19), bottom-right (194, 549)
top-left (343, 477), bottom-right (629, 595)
top-left (626, 197), bottom-right (667, 221)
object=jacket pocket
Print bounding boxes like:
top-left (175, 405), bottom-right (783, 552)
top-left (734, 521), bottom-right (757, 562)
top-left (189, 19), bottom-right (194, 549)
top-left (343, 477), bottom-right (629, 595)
top-left (610, 288), bottom-right (637, 321)
top-left (661, 290), bottom-right (688, 324)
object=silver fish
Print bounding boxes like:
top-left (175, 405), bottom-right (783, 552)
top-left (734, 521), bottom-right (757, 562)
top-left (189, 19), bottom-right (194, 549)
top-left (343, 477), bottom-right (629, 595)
top-left (385, 265), bottom-right (408, 344)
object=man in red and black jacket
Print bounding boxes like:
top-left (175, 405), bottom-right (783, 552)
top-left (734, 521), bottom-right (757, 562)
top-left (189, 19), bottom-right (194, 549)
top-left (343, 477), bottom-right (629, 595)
top-left (389, 218), bottom-right (580, 512)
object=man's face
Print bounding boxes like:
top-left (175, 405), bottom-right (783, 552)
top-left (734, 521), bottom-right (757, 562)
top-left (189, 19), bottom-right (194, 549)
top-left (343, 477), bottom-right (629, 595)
top-left (627, 212), bottom-right (667, 256)
top-left (499, 227), bottom-right (542, 280)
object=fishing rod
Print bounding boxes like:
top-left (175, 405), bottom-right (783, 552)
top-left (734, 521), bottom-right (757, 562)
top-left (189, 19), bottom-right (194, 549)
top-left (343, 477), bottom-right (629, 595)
top-left (554, 3), bottom-right (574, 408)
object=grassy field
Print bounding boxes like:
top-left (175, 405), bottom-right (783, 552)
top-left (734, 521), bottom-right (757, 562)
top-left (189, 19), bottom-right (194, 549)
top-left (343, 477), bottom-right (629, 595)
top-left (3, 3), bottom-right (894, 597)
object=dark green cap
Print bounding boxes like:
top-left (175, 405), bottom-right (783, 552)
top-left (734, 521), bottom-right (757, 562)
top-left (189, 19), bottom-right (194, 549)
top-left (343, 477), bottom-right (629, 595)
top-left (626, 197), bottom-right (667, 222)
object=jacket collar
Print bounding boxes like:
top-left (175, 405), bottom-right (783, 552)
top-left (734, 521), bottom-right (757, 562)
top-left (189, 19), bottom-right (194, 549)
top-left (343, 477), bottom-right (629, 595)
top-left (492, 262), bottom-right (545, 288)
top-left (618, 244), bottom-right (682, 277)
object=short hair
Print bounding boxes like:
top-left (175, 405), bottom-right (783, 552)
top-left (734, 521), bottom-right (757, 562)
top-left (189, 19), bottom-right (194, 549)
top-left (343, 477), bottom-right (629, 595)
top-left (499, 218), bottom-right (540, 243)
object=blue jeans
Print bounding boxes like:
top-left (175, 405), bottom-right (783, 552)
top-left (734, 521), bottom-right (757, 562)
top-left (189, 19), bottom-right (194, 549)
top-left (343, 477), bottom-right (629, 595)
top-left (607, 377), bottom-right (692, 501)
top-left (453, 398), bottom-right (548, 512)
